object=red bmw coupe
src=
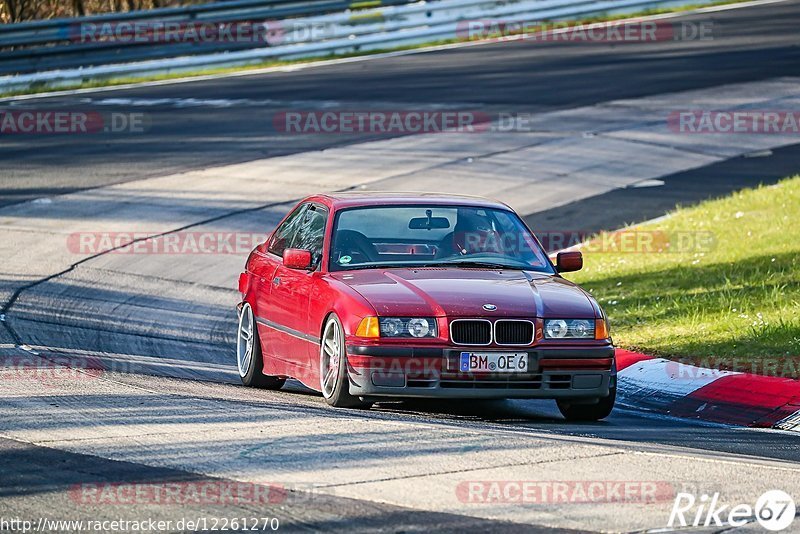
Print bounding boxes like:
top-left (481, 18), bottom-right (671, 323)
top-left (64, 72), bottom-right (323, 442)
top-left (237, 193), bottom-right (616, 420)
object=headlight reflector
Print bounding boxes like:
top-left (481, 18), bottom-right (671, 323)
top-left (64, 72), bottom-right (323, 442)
top-left (407, 318), bottom-right (431, 338)
top-left (379, 317), bottom-right (437, 338)
top-left (544, 319), bottom-right (595, 339)
top-left (571, 319), bottom-right (592, 338)
top-left (381, 318), bottom-right (404, 337)
top-left (545, 319), bottom-right (568, 338)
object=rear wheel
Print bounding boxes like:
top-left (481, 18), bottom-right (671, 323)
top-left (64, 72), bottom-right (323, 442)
top-left (320, 314), bottom-right (372, 409)
top-left (557, 385), bottom-right (616, 421)
top-left (237, 303), bottom-right (286, 390)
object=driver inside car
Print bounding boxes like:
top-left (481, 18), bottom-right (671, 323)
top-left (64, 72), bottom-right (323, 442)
top-left (436, 207), bottom-right (501, 258)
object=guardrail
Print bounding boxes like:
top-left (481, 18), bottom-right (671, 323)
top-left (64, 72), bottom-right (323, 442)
top-left (0, 0), bottom-right (418, 74)
top-left (0, 0), bottom-right (715, 93)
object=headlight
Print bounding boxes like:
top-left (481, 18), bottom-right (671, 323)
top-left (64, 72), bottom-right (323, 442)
top-left (379, 317), bottom-right (437, 338)
top-left (544, 319), bottom-right (595, 339)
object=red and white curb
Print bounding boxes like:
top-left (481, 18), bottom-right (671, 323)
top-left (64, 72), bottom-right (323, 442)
top-left (616, 350), bottom-right (800, 431)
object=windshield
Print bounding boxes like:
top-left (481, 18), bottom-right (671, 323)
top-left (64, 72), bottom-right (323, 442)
top-left (329, 204), bottom-right (554, 273)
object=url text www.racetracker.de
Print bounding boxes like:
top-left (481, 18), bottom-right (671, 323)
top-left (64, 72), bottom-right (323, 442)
top-left (0, 517), bottom-right (281, 532)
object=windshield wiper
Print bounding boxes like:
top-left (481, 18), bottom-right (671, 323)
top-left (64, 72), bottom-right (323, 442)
top-left (337, 262), bottom-right (421, 271)
top-left (418, 260), bottom-right (527, 270)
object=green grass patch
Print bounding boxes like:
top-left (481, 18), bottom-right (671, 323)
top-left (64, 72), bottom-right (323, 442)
top-left (1, 0), bottom-right (755, 99)
top-left (568, 176), bottom-right (800, 365)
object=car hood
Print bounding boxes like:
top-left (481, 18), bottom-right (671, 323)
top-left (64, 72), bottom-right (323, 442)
top-left (330, 268), bottom-right (598, 318)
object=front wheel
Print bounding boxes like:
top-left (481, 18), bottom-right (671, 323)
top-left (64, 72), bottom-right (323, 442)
top-left (320, 314), bottom-right (372, 409)
top-left (557, 386), bottom-right (616, 421)
top-left (237, 303), bottom-right (286, 390)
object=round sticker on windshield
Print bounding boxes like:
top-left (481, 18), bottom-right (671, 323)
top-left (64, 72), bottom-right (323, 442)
top-left (339, 255), bottom-right (352, 264)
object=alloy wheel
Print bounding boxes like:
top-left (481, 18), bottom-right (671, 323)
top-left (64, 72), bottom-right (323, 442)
top-left (237, 304), bottom-right (255, 378)
top-left (320, 318), bottom-right (342, 398)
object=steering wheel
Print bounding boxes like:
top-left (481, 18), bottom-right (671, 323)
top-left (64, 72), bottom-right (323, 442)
top-left (333, 230), bottom-right (379, 264)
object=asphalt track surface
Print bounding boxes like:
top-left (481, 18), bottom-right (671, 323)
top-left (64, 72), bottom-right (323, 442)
top-left (2, 1), bottom-right (800, 532)
top-left (0, 437), bottom-right (542, 533)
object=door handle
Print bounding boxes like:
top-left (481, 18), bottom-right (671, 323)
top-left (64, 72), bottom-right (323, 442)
top-left (272, 276), bottom-right (281, 286)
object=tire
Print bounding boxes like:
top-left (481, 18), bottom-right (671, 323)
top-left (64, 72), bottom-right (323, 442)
top-left (237, 303), bottom-right (286, 390)
top-left (557, 385), bottom-right (616, 422)
top-left (320, 314), bottom-right (372, 409)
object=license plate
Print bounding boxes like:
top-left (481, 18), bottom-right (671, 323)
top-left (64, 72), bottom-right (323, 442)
top-left (459, 352), bottom-right (529, 373)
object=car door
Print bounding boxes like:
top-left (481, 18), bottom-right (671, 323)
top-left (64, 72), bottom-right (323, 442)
top-left (265, 203), bottom-right (329, 379)
top-left (257, 203), bottom-right (308, 369)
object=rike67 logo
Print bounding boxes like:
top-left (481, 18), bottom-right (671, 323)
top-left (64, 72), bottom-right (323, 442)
top-left (669, 490), bottom-right (795, 531)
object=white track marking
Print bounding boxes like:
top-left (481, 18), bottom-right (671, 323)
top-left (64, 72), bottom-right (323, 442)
top-left (618, 357), bottom-right (739, 398)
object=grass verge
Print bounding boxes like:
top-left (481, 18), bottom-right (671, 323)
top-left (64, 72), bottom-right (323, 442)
top-left (1, 0), bottom-right (756, 99)
top-left (569, 176), bottom-right (800, 367)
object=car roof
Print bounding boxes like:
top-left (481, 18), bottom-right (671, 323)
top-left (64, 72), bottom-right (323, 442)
top-left (311, 192), bottom-right (513, 211)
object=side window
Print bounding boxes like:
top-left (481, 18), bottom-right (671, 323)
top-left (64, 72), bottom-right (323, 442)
top-left (268, 204), bottom-right (307, 257)
top-left (293, 204), bottom-right (329, 269)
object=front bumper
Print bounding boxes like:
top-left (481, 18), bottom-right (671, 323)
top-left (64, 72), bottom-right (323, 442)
top-left (346, 345), bottom-right (615, 400)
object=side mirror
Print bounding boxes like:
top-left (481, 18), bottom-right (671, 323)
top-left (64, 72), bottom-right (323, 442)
top-left (556, 251), bottom-right (583, 273)
top-left (283, 248), bottom-right (312, 270)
